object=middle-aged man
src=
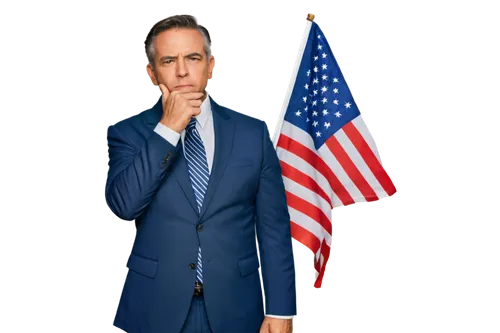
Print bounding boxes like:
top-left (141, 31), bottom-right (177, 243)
top-left (105, 15), bottom-right (296, 333)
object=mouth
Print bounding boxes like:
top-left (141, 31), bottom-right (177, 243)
top-left (175, 85), bottom-right (193, 89)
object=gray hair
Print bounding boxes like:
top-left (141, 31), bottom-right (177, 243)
top-left (144, 15), bottom-right (212, 68)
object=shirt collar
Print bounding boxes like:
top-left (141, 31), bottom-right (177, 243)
top-left (193, 92), bottom-right (211, 128)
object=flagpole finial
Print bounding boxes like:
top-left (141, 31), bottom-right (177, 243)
top-left (305, 10), bottom-right (317, 21)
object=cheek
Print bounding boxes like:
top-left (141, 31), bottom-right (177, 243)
top-left (157, 70), bottom-right (175, 87)
top-left (192, 66), bottom-right (210, 85)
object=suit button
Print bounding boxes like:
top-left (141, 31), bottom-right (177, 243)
top-left (161, 154), bottom-right (171, 168)
top-left (196, 224), bottom-right (203, 232)
top-left (189, 263), bottom-right (196, 269)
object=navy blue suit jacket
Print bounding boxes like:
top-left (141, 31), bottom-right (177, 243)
top-left (105, 95), bottom-right (296, 333)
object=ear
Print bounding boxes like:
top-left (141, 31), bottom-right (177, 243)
top-left (146, 64), bottom-right (158, 85)
top-left (208, 55), bottom-right (215, 79)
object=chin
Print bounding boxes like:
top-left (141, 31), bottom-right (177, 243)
top-left (175, 85), bottom-right (197, 92)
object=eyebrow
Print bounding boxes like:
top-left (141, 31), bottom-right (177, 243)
top-left (159, 52), bottom-right (203, 62)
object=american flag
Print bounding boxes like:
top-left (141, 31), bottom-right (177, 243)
top-left (273, 20), bottom-right (397, 288)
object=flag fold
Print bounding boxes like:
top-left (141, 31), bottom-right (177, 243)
top-left (274, 20), bottom-right (397, 288)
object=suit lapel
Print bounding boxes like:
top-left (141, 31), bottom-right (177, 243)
top-left (198, 96), bottom-right (234, 220)
top-left (146, 96), bottom-right (199, 215)
top-left (146, 95), bottom-right (234, 220)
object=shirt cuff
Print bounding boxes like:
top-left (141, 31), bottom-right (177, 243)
top-left (265, 314), bottom-right (294, 319)
top-left (154, 122), bottom-right (180, 147)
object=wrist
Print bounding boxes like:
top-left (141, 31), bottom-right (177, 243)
top-left (160, 119), bottom-right (181, 134)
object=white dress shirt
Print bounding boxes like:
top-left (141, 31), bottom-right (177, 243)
top-left (153, 93), bottom-right (294, 320)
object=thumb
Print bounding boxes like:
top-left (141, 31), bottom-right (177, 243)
top-left (159, 83), bottom-right (170, 101)
top-left (259, 321), bottom-right (271, 333)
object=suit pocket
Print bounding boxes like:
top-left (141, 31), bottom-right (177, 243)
top-left (126, 253), bottom-right (158, 278)
top-left (238, 253), bottom-right (260, 277)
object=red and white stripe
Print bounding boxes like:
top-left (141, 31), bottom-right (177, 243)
top-left (276, 115), bottom-right (396, 288)
top-left (271, 20), bottom-right (396, 288)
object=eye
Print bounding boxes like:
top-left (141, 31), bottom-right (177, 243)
top-left (190, 57), bottom-right (200, 61)
top-left (163, 60), bottom-right (173, 64)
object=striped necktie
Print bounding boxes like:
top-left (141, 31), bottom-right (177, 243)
top-left (184, 117), bottom-right (209, 283)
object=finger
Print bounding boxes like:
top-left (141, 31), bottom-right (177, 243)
top-left (259, 322), bottom-right (271, 333)
top-left (259, 327), bottom-right (270, 333)
top-left (159, 83), bottom-right (170, 101)
top-left (188, 99), bottom-right (203, 107)
top-left (191, 107), bottom-right (201, 117)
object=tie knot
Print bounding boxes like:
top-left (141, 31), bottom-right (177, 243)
top-left (187, 117), bottom-right (197, 129)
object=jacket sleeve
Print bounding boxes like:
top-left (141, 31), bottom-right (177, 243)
top-left (255, 120), bottom-right (297, 316)
top-left (105, 124), bottom-right (180, 221)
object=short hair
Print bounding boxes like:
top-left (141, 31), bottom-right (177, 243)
top-left (144, 15), bottom-right (212, 68)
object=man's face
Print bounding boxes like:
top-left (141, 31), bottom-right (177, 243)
top-left (146, 28), bottom-right (215, 96)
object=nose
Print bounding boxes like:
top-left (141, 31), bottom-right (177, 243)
top-left (176, 57), bottom-right (188, 78)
